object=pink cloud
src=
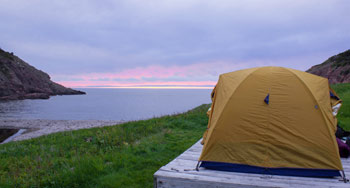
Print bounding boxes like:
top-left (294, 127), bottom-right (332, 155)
top-left (69, 64), bottom-right (210, 81)
top-left (58, 80), bottom-right (217, 88)
top-left (52, 61), bottom-right (257, 88)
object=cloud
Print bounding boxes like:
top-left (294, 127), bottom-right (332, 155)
top-left (53, 61), bottom-right (243, 87)
top-left (0, 0), bottom-right (349, 87)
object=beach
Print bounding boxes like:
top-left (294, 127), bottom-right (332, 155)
top-left (0, 119), bottom-right (122, 142)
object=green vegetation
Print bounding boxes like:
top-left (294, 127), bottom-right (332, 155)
top-left (0, 48), bottom-right (14, 79)
top-left (0, 104), bottom-right (209, 188)
top-left (0, 48), bottom-right (14, 60)
top-left (332, 83), bottom-right (350, 130)
top-left (330, 50), bottom-right (350, 68)
top-left (0, 61), bottom-right (11, 78)
top-left (340, 69), bottom-right (350, 76)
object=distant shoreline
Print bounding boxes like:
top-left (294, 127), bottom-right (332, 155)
top-left (0, 119), bottom-right (122, 142)
top-left (72, 86), bottom-right (214, 89)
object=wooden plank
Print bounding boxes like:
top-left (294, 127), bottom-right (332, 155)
top-left (155, 170), bottom-right (285, 188)
top-left (159, 166), bottom-right (346, 186)
top-left (161, 163), bottom-right (345, 185)
top-left (155, 170), bottom-right (349, 188)
top-left (154, 140), bottom-right (350, 188)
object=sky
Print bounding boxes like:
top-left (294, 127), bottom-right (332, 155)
top-left (1, 0), bottom-right (349, 88)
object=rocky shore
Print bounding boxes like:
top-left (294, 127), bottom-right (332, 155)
top-left (0, 119), bottom-right (122, 142)
top-left (0, 48), bottom-right (85, 100)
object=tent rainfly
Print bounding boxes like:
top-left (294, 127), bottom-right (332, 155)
top-left (199, 66), bottom-right (344, 177)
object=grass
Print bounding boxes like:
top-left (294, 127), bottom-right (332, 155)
top-left (330, 50), bottom-right (350, 68)
top-left (331, 83), bottom-right (350, 130)
top-left (0, 83), bottom-right (350, 188)
top-left (0, 48), bottom-right (14, 61)
top-left (0, 104), bottom-right (210, 188)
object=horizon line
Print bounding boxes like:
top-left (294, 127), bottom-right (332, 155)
top-left (72, 86), bottom-right (214, 89)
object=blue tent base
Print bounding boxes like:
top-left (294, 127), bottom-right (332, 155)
top-left (200, 161), bottom-right (341, 177)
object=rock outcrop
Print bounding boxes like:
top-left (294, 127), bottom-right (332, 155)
top-left (0, 48), bottom-right (85, 100)
top-left (307, 50), bottom-right (350, 84)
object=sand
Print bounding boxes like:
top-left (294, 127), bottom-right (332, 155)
top-left (0, 119), bottom-right (123, 142)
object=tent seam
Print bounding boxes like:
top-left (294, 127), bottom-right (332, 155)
top-left (200, 68), bottom-right (260, 161)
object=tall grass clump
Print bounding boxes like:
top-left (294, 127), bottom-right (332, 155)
top-left (332, 83), bottom-right (350, 130)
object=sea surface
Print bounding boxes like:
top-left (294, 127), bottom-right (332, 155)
top-left (0, 88), bottom-right (212, 121)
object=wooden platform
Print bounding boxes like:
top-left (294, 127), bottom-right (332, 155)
top-left (154, 140), bottom-right (350, 188)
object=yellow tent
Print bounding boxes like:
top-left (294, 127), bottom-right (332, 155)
top-left (199, 66), bottom-right (343, 177)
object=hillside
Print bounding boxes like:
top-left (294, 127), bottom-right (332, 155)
top-left (0, 48), bottom-right (85, 100)
top-left (307, 49), bottom-right (350, 84)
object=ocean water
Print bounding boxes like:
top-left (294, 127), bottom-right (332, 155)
top-left (0, 88), bottom-right (212, 121)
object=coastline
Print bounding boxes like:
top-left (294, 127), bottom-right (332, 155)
top-left (0, 119), bottom-right (122, 142)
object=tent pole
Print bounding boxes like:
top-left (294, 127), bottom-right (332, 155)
top-left (340, 170), bottom-right (349, 183)
top-left (196, 161), bottom-right (201, 171)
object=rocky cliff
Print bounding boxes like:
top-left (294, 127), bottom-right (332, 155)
top-left (0, 48), bottom-right (85, 100)
top-left (307, 49), bottom-right (350, 84)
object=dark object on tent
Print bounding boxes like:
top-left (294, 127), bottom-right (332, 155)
top-left (336, 125), bottom-right (350, 138)
top-left (330, 91), bottom-right (340, 100)
top-left (337, 138), bottom-right (350, 158)
top-left (264, 94), bottom-right (269, 104)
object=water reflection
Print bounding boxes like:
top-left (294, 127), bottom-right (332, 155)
top-left (0, 89), bottom-right (211, 120)
top-left (0, 100), bottom-right (32, 118)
